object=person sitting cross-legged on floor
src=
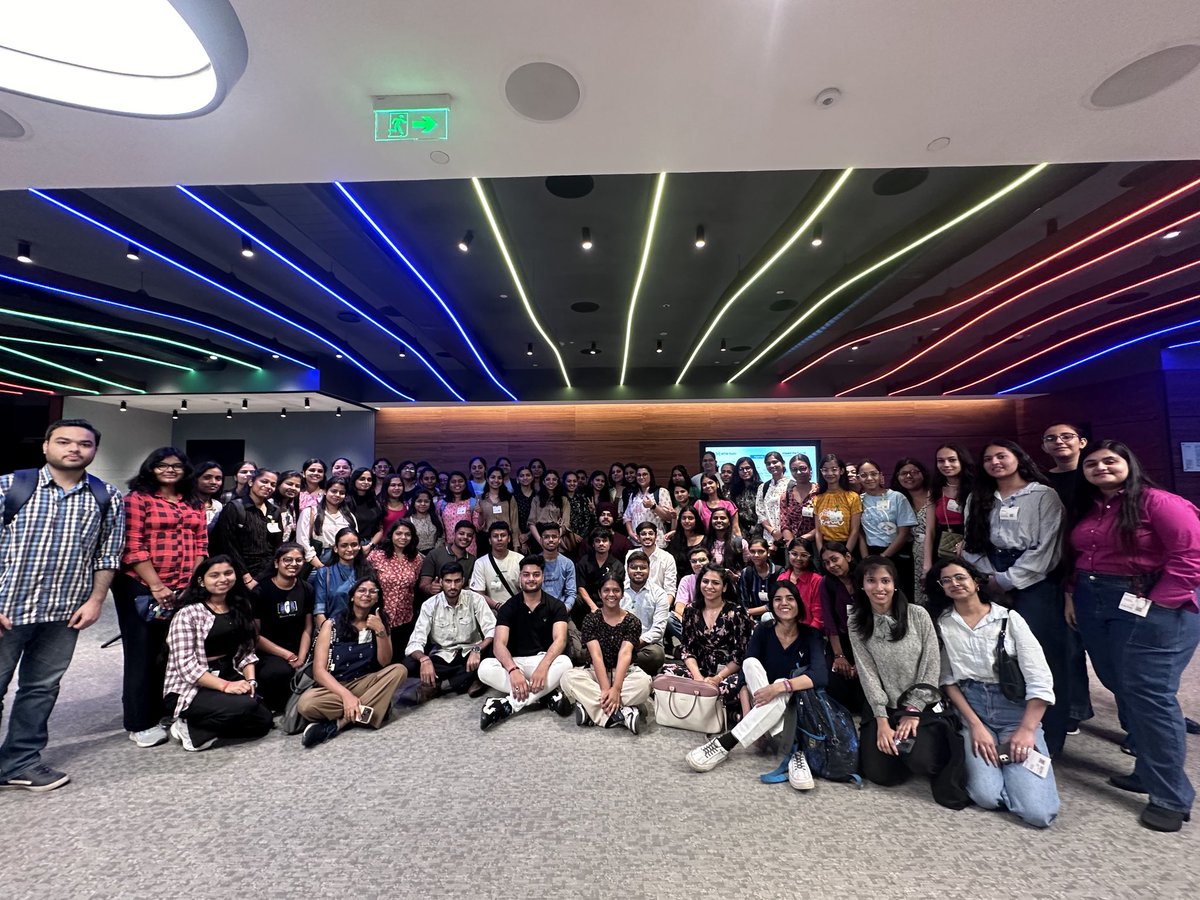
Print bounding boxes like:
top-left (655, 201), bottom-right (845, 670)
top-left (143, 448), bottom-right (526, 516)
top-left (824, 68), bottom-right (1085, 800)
top-left (476, 554), bottom-right (573, 731)
top-left (687, 580), bottom-right (826, 790)
top-left (621, 551), bottom-right (669, 675)
top-left (403, 562), bottom-right (496, 700)
top-left (296, 577), bottom-right (408, 748)
top-left (560, 575), bottom-right (653, 733)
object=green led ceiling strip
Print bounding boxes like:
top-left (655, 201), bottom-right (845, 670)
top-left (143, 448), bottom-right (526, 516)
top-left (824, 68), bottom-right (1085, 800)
top-left (729, 163), bottom-right (1049, 384)
top-left (620, 172), bottom-right (668, 386)
top-left (0, 364), bottom-right (99, 394)
top-left (0, 343), bottom-right (145, 392)
top-left (0, 307), bottom-right (259, 370)
top-left (471, 177), bottom-right (571, 389)
top-left (676, 168), bottom-right (854, 385)
top-left (0, 336), bottom-right (195, 372)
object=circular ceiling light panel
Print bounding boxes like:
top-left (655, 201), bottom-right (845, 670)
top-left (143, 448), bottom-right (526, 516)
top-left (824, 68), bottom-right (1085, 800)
top-left (0, 107), bottom-right (26, 139)
top-left (1088, 44), bottom-right (1200, 109)
top-left (505, 62), bottom-right (581, 121)
top-left (0, 0), bottom-right (247, 117)
top-left (546, 175), bottom-right (594, 199)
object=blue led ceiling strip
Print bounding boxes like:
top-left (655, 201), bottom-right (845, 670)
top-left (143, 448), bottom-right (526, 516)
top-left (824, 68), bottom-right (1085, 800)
top-left (0, 272), bottom-right (262, 370)
top-left (0, 363), bottom-right (99, 394)
top-left (175, 185), bottom-right (464, 402)
top-left (0, 342), bottom-right (144, 392)
top-left (998, 317), bottom-right (1200, 394)
top-left (333, 182), bottom-right (518, 402)
top-left (27, 189), bottom-right (412, 400)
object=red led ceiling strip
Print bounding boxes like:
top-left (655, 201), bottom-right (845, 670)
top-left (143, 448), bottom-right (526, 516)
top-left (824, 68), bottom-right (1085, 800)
top-left (782, 174), bottom-right (1200, 389)
top-left (0, 379), bottom-right (54, 395)
top-left (0, 389), bottom-right (21, 395)
top-left (943, 291), bottom-right (1200, 394)
top-left (943, 255), bottom-right (1200, 394)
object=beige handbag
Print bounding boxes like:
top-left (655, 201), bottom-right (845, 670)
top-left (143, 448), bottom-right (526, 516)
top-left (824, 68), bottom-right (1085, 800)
top-left (652, 673), bottom-right (727, 733)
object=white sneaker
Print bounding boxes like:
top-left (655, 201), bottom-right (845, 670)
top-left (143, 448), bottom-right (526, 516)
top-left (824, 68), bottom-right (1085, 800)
top-left (788, 749), bottom-right (815, 790)
top-left (686, 737), bottom-right (729, 772)
top-left (622, 706), bottom-right (642, 735)
top-left (170, 719), bottom-right (216, 753)
top-left (129, 725), bottom-right (169, 748)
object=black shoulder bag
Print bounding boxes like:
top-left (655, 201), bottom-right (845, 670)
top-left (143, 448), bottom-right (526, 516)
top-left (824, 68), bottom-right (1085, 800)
top-left (994, 616), bottom-right (1027, 703)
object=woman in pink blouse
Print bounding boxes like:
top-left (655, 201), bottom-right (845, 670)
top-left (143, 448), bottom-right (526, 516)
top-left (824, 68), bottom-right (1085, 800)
top-left (367, 519), bottom-right (425, 650)
top-left (696, 473), bottom-right (739, 533)
top-left (438, 471), bottom-right (476, 538)
top-left (1067, 439), bottom-right (1200, 833)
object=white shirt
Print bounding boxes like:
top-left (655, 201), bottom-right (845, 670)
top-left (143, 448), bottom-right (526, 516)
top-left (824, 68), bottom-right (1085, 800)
top-left (295, 504), bottom-right (358, 562)
top-left (469, 551), bottom-right (522, 606)
top-left (621, 581), bottom-right (670, 645)
top-left (623, 488), bottom-right (671, 544)
top-left (755, 477), bottom-right (792, 533)
top-left (626, 546), bottom-right (677, 599)
top-left (937, 604), bottom-right (1055, 704)
top-left (405, 589), bottom-right (496, 661)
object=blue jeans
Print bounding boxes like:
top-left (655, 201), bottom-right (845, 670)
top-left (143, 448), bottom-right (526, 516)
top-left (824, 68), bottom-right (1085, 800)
top-left (959, 680), bottom-right (1060, 828)
top-left (1071, 573), bottom-right (1139, 739)
top-left (1000, 577), bottom-right (1069, 756)
top-left (0, 621), bottom-right (80, 778)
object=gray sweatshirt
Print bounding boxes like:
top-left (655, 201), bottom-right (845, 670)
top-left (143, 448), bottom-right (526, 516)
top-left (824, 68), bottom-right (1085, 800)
top-left (848, 603), bottom-right (941, 719)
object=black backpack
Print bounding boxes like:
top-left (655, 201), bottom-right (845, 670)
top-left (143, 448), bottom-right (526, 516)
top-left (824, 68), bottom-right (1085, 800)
top-left (3, 468), bottom-right (113, 534)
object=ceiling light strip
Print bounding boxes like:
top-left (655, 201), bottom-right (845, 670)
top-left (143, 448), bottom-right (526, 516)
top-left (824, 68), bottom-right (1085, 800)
top-left (333, 182), bottom-right (517, 402)
top-left (620, 172), bottom-right (668, 386)
top-left (882, 207), bottom-right (1200, 395)
top-left (943, 256), bottom-right (1200, 394)
top-left (0, 364), bottom-right (99, 394)
top-left (0, 378), bottom-right (55, 395)
top-left (1167, 338), bottom-right (1200, 350)
top-left (0, 389), bottom-right (21, 395)
top-left (0, 274), bottom-right (260, 371)
top-left (471, 177), bottom-right (571, 389)
top-left (730, 163), bottom-right (1049, 384)
top-left (27, 190), bottom-right (411, 399)
top-left (785, 173), bottom-right (1200, 385)
top-left (0, 336), bottom-right (195, 372)
top-left (176, 186), bottom-right (459, 401)
top-left (0, 343), bottom-right (145, 392)
top-left (948, 293), bottom-right (1200, 395)
top-left (999, 315), bottom-right (1200, 395)
top-left (677, 168), bottom-right (853, 385)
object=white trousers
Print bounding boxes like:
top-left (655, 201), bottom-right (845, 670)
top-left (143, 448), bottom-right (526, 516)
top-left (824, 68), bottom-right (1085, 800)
top-left (477, 653), bottom-right (573, 710)
top-left (730, 657), bottom-right (788, 745)
top-left (561, 666), bottom-right (653, 725)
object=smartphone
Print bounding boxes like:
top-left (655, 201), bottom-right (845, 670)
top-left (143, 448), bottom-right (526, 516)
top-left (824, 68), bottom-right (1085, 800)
top-left (893, 736), bottom-right (915, 754)
top-left (356, 705), bottom-right (374, 725)
top-left (997, 741), bottom-right (1012, 765)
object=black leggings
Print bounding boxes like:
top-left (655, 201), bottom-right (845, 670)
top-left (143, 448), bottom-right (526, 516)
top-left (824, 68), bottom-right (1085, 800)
top-left (256, 654), bottom-right (299, 714)
top-left (171, 688), bottom-right (273, 746)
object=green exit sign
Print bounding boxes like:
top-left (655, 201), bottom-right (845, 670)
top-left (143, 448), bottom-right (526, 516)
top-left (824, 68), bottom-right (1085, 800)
top-left (374, 107), bottom-right (449, 142)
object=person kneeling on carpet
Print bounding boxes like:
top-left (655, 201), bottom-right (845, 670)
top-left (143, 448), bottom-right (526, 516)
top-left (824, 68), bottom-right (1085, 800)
top-left (402, 562), bottom-right (495, 700)
top-left (163, 555), bottom-right (273, 752)
top-left (297, 577), bottom-right (407, 747)
top-left (686, 581), bottom-right (825, 790)
top-left (558, 575), bottom-right (652, 732)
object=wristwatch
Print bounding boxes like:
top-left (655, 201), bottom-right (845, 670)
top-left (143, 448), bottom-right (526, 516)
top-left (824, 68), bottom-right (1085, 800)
top-left (470, 644), bottom-right (482, 654)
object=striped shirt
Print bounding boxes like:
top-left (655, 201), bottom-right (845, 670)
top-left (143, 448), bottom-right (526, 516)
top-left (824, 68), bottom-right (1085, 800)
top-left (0, 465), bottom-right (125, 625)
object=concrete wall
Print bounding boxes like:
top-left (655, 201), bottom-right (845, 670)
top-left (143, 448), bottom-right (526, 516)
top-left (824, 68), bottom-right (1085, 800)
top-left (62, 397), bottom-right (174, 488)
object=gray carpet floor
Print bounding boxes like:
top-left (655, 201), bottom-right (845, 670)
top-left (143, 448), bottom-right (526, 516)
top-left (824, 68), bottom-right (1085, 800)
top-left (3, 603), bottom-right (1198, 899)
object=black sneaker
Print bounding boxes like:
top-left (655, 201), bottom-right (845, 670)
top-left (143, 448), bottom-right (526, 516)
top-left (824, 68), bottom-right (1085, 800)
top-left (575, 703), bottom-right (594, 727)
top-left (543, 689), bottom-right (573, 717)
top-left (467, 679), bottom-right (488, 698)
top-left (480, 697), bottom-right (513, 731)
top-left (1186, 717), bottom-right (1200, 735)
top-left (1140, 803), bottom-right (1191, 833)
top-left (1, 763), bottom-right (70, 792)
top-left (1109, 773), bottom-right (1148, 794)
top-left (301, 720), bottom-right (339, 748)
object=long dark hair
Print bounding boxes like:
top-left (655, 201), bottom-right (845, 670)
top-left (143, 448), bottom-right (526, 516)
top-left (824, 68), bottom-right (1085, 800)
top-left (329, 527), bottom-right (372, 579)
top-left (692, 563), bottom-right (739, 608)
top-left (444, 470), bottom-right (472, 502)
top-left (889, 457), bottom-right (930, 504)
top-left (407, 489), bottom-right (445, 543)
top-left (177, 555), bottom-right (257, 643)
top-left (964, 440), bottom-right (1049, 555)
top-left (849, 555), bottom-right (909, 642)
top-left (380, 473), bottom-right (406, 507)
top-left (274, 469), bottom-right (303, 522)
top-left (923, 555), bottom-right (990, 624)
top-left (300, 457), bottom-right (327, 490)
top-left (930, 443), bottom-right (976, 501)
top-left (192, 460), bottom-right (223, 501)
top-left (482, 466), bottom-right (513, 501)
top-left (381, 518), bottom-right (420, 560)
top-left (729, 456), bottom-right (761, 500)
top-left (1073, 440), bottom-right (1158, 554)
top-left (666, 502), bottom-right (702, 560)
top-left (816, 453), bottom-right (851, 493)
top-left (587, 470), bottom-right (610, 506)
top-left (128, 447), bottom-right (198, 504)
top-left (346, 467), bottom-right (381, 513)
top-left (534, 470), bottom-right (565, 506)
top-left (332, 576), bottom-right (389, 644)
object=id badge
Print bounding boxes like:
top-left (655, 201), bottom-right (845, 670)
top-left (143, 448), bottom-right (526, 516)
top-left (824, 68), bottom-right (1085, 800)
top-left (266, 520), bottom-right (282, 533)
top-left (802, 505), bottom-right (814, 518)
top-left (999, 505), bottom-right (1020, 522)
top-left (358, 629), bottom-right (373, 644)
top-left (946, 499), bottom-right (961, 513)
top-left (757, 589), bottom-right (768, 603)
top-left (1022, 748), bottom-right (1052, 779)
top-left (492, 504), bottom-right (502, 514)
top-left (1118, 592), bottom-right (1152, 617)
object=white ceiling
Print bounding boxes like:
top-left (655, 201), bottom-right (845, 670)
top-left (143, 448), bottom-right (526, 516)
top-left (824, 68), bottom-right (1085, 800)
top-left (3, 0), bottom-right (1200, 190)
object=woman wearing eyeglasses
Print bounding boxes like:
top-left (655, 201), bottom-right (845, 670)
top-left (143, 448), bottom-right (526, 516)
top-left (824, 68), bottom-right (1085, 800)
top-left (926, 556), bottom-right (1059, 828)
top-left (857, 460), bottom-right (918, 593)
top-left (251, 543), bottom-right (314, 713)
top-left (779, 454), bottom-right (817, 549)
top-left (811, 454), bottom-right (863, 559)
top-left (730, 457), bottom-right (763, 540)
top-left (892, 458), bottom-right (931, 605)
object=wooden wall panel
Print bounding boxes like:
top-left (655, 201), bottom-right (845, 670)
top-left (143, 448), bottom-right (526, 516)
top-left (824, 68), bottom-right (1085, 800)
top-left (376, 399), bottom-right (1019, 478)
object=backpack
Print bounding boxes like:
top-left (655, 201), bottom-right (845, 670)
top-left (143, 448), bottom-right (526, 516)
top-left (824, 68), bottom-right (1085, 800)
top-left (3, 468), bottom-right (113, 535)
top-left (761, 678), bottom-right (862, 786)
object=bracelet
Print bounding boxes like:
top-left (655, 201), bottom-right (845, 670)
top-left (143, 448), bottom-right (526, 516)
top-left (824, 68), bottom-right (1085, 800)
top-left (834, 654), bottom-right (847, 660)
top-left (782, 679), bottom-right (793, 693)
top-left (506, 665), bottom-right (519, 674)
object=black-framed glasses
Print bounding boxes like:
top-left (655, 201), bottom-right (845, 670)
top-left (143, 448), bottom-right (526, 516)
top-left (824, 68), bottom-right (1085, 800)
top-left (1042, 432), bottom-right (1079, 444)
top-left (937, 573), bottom-right (972, 586)
top-left (154, 463), bottom-right (185, 471)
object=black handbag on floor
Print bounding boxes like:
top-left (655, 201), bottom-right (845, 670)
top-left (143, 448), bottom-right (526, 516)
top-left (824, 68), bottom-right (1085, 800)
top-left (280, 660), bottom-right (315, 735)
top-left (994, 616), bottom-right (1027, 703)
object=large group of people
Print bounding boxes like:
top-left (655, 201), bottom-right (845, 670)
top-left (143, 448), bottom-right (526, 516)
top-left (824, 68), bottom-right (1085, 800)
top-left (1, 418), bottom-right (1198, 834)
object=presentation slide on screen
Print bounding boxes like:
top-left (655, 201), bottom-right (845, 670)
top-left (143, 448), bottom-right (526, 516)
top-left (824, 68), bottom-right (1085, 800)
top-left (701, 442), bottom-right (822, 472)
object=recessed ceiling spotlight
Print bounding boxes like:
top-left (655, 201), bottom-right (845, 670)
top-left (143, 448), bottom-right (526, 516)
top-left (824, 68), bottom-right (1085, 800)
top-left (776, 290), bottom-right (784, 295)
top-left (429, 150), bottom-right (450, 164)
top-left (334, 353), bottom-right (343, 359)
top-left (457, 230), bottom-right (473, 253)
top-left (125, 243), bottom-right (140, 261)
top-left (815, 87), bottom-right (842, 108)
top-left (94, 355), bottom-right (104, 362)
top-left (16, 240), bottom-right (32, 263)
top-left (526, 342), bottom-right (534, 356)
top-left (119, 400), bottom-right (127, 412)
top-left (225, 408), bottom-right (233, 419)
top-left (662, 303), bottom-right (671, 309)
top-left (694, 225), bottom-right (706, 249)
top-left (180, 399), bottom-right (188, 411)
top-left (926, 136), bottom-right (952, 152)
top-left (720, 338), bottom-right (728, 352)
top-left (207, 353), bottom-right (218, 361)
top-left (241, 398), bottom-right (248, 409)
top-left (851, 345), bottom-right (859, 351)
top-left (581, 227), bottom-right (593, 251)
top-left (499, 293), bottom-right (508, 299)
top-left (1164, 230), bottom-right (1183, 240)
top-left (280, 407), bottom-right (287, 418)
top-left (171, 408), bottom-right (179, 420)
top-left (1089, 45), bottom-right (1200, 109)
top-left (240, 236), bottom-right (254, 258)
top-left (397, 350), bottom-right (406, 359)
top-left (811, 224), bottom-right (823, 247)
top-left (656, 339), bottom-right (663, 353)
top-left (270, 352), bottom-right (279, 359)
top-left (335, 406), bottom-right (342, 417)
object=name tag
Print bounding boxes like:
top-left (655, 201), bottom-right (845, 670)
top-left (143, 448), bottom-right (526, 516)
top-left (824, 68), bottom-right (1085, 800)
top-left (492, 505), bottom-right (502, 514)
top-left (1022, 748), bottom-right (1052, 779)
top-left (946, 499), bottom-right (961, 513)
top-left (1118, 592), bottom-right (1152, 617)
top-left (757, 589), bottom-right (768, 603)
top-left (358, 629), bottom-right (373, 644)
top-left (266, 521), bottom-right (282, 533)
top-left (802, 505), bottom-right (814, 518)
top-left (999, 506), bottom-right (1019, 522)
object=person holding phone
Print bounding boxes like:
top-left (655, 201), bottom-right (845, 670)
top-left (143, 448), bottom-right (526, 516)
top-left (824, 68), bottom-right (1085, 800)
top-left (297, 577), bottom-right (407, 747)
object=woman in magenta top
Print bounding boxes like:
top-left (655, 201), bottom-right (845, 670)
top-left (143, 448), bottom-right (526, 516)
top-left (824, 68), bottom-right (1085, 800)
top-left (924, 443), bottom-right (974, 572)
top-left (1067, 439), bottom-right (1200, 834)
top-left (696, 473), bottom-right (739, 533)
top-left (437, 470), bottom-right (476, 539)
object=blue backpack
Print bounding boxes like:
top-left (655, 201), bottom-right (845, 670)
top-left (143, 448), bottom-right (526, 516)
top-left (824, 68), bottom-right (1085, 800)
top-left (762, 674), bottom-right (862, 786)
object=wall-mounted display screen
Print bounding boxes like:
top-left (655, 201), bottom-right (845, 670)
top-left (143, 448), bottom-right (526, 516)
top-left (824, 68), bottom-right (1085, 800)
top-left (699, 440), bottom-right (822, 473)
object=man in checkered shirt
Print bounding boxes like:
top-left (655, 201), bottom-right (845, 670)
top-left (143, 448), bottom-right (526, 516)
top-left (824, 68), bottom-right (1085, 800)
top-left (0, 419), bottom-right (124, 792)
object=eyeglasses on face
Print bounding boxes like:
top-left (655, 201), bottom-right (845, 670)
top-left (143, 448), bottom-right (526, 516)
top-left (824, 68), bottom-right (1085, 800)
top-left (937, 573), bottom-right (972, 586)
top-left (154, 463), bottom-right (185, 471)
top-left (897, 470), bottom-right (921, 479)
top-left (1042, 432), bottom-right (1079, 444)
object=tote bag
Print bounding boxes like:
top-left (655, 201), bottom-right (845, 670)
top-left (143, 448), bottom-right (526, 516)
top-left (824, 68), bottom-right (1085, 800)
top-left (652, 673), bottom-right (727, 733)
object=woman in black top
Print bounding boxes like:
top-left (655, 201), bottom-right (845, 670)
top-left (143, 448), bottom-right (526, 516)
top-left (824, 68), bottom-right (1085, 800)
top-left (211, 468), bottom-right (283, 591)
top-left (575, 527), bottom-right (626, 625)
top-left (730, 456), bottom-right (763, 539)
top-left (512, 466), bottom-right (537, 552)
top-left (818, 542), bottom-right (865, 713)
top-left (251, 543), bottom-right (315, 713)
top-left (346, 467), bottom-right (382, 552)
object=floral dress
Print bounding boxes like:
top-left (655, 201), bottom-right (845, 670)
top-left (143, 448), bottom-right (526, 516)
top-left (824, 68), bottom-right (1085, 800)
top-left (567, 492), bottom-right (596, 545)
top-left (659, 600), bottom-right (753, 716)
top-left (367, 549), bottom-right (424, 626)
top-left (911, 497), bottom-right (931, 606)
